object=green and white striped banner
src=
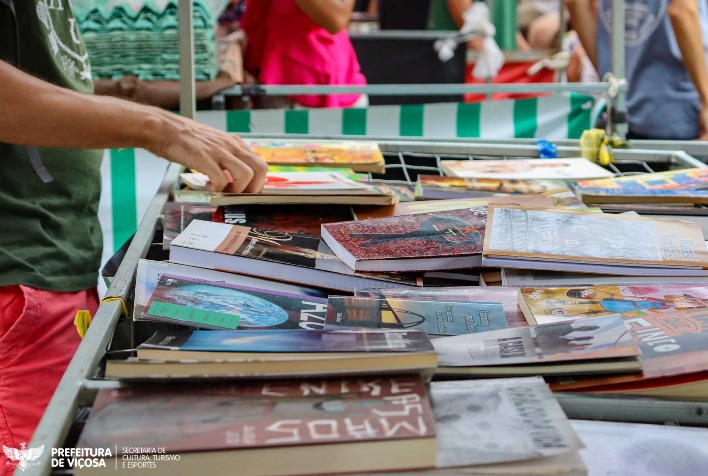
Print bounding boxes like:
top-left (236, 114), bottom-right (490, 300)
top-left (196, 94), bottom-right (596, 140)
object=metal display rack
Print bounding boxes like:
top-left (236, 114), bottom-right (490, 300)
top-left (28, 141), bottom-right (708, 476)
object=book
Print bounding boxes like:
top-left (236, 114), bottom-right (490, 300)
top-left (430, 378), bottom-right (584, 468)
top-left (433, 315), bottom-right (642, 377)
top-left (107, 329), bottom-right (438, 379)
top-left (143, 274), bottom-right (329, 330)
top-left (570, 168), bottom-right (708, 205)
top-left (182, 171), bottom-right (375, 194)
top-left (502, 267), bottom-right (708, 287)
top-left (169, 220), bottom-right (420, 292)
top-left (352, 194), bottom-right (554, 221)
top-left (134, 259), bottom-right (328, 324)
top-left (518, 284), bottom-right (708, 326)
top-left (76, 377), bottom-right (436, 475)
top-left (321, 207), bottom-right (487, 272)
top-left (324, 296), bottom-right (508, 336)
top-left (440, 158), bottom-right (614, 180)
top-left (209, 191), bottom-right (397, 207)
top-left (415, 175), bottom-right (569, 200)
top-left (246, 138), bottom-right (386, 173)
top-left (482, 206), bottom-right (708, 276)
top-left (162, 202), bottom-right (217, 249)
top-left (355, 286), bottom-right (529, 328)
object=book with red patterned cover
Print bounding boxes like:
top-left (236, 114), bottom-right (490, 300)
top-left (76, 377), bottom-right (436, 475)
top-left (321, 207), bottom-right (487, 272)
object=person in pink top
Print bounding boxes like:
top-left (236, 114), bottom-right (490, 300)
top-left (242, 0), bottom-right (368, 108)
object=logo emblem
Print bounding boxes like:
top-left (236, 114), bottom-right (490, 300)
top-left (3, 443), bottom-right (45, 472)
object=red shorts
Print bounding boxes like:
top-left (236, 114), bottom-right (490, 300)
top-left (0, 285), bottom-right (98, 474)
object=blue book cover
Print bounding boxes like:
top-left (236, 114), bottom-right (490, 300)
top-left (325, 296), bottom-right (509, 335)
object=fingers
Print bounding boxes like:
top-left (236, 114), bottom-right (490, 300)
top-left (229, 135), bottom-right (268, 192)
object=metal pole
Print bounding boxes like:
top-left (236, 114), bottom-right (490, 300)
top-left (178, 0), bottom-right (196, 119)
top-left (611, 0), bottom-right (628, 139)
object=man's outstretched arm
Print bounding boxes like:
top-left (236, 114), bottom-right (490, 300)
top-left (0, 60), bottom-right (267, 193)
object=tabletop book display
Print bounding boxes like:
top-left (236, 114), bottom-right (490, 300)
top-left (80, 150), bottom-right (708, 475)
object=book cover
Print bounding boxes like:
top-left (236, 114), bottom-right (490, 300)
top-left (433, 315), bottom-right (640, 367)
top-left (139, 328), bottom-right (435, 354)
top-left (415, 175), bottom-right (569, 198)
top-left (519, 285), bottom-right (708, 326)
top-left (246, 139), bottom-right (386, 173)
top-left (182, 171), bottom-right (374, 194)
top-left (355, 287), bottom-right (528, 328)
top-left (214, 204), bottom-right (354, 238)
top-left (570, 168), bottom-right (708, 204)
top-left (133, 259), bottom-right (328, 324)
top-left (440, 158), bottom-right (614, 180)
top-left (143, 274), bottom-right (329, 330)
top-left (431, 377), bottom-right (583, 467)
top-left (162, 202), bottom-right (217, 249)
top-left (484, 205), bottom-right (708, 269)
top-left (321, 207), bottom-right (487, 272)
top-left (77, 377), bottom-right (435, 458)
top-left (170, 220), bottom-right (420, 290)
top-left (325, 296), bottom-right (508, 336)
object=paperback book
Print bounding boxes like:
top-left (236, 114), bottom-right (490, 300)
top-left (76, 377), bottom-right (435, 475)
top-left (483, 205), bottom-right (708, 275)
top-left (570, 168), bottom-right (708, 205)
top-left (169, 220), bottom-right (420, 292)
top-left (182, 171), bottom-right (374, 194)
top-left (325, 296), bottom-right (508, 335)
top-left (415, 175), bottom-right (569, 199)
top-left (433, 315), bottom-right (642, 377)
top-left (162, 202), bottom-right (217, 249)
top-left (440, 158), bottom-right (614, 180)
top-left (355, 286), bottom-right (528, 328)
top-left (246, 138), bottom-right (386, 173)
top-left (321, 207), bottom-right (488, 272)
top-left (143, 274), bottom-right (329, 330)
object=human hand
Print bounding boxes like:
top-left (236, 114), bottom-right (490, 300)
top-left (698, 104), bottom-right (708, 140)
top-left (148, 112), bottom-right (267, 193)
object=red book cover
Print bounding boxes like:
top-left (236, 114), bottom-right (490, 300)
top-left (321, 207), bottom-right (487, 272)
top-left (77, 377), bottom-right (435, 454)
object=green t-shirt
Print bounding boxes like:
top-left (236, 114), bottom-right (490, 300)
top-left (0, 0), bottom-right (103, 291)
top-left (427, 0), bottom-right (459, 31)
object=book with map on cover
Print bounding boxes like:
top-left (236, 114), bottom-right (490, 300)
top-left (325, 296), bottom-right (508, 336)
top-left (75, 377), bottom-right (435, 476)
top-left (143, 274), bottom-right (328, 330)
top-left (570, 168), bottom-right (708, 205)
top-left (440, 158), bottom-right (614, 180)
top-left (482, 205), bottom-right (708, 275)
top-left (169, 220), bottom-right (420, 292)
top-left (433, 314), bottom-right (642, 377)
top-left (246, 139), bottom-right (386, 173)
top-left (321, 207), bottom-right (488, 272)
top-left (133, 259), bottom-right (328, 324)
top-left (355, 286), bottom-right (528, 328)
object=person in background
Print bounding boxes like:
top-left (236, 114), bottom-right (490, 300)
top-left (568, 0), bottom-right (708, 140)
top-left (241, 0), bottom-right (367, 108)
top-left (0, 2), bottom-right (266, 468)
top-left (517, 0), bottom-right (564, 50)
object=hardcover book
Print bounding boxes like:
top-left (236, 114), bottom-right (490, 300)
top-left (325, 296), bottom-right (508, 335)
top-left (483, 205), bottom-right (708, 275)
top-left (440, 158), bottom-right (614, 180)
top-left (76, 377), bottom-right (435, 475)
top-left (143, 274), bottom-right (328, 330)
top-left (321, 207), bottom-right (488, 272)
top-left (570, 168), bottom-right (708, 205)
top-left (355, 286), bottom-right (528, 328)
top-left (433, 314), bottom-right (642, 377)
top-left (246, 139), bottom-right (386, 173)
top-left (169, 220), bottom-right (420, 292)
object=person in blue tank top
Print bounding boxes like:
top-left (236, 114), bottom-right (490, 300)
top-left (567, 0), bottom-right (708, 140)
